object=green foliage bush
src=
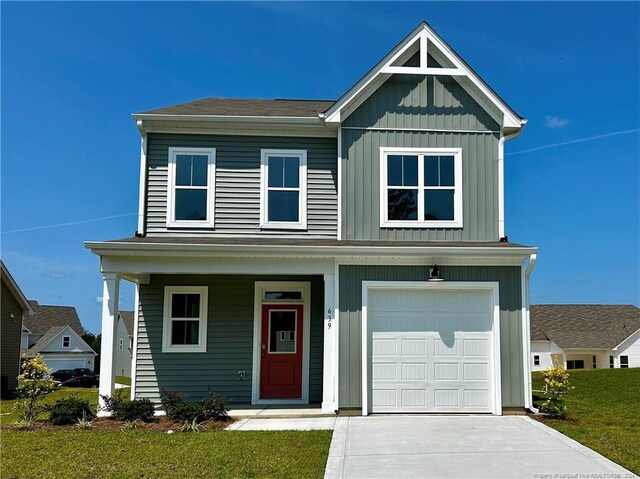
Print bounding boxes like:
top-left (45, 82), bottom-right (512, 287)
top-left (160, 390), bottom-right (229, 423)
top-left (202, 392), bottom-right (228, 420)
top-left (101, 395), bottom-right (155, 422)
top-left (540, 366), bottom-right (573, 418)
top-left (50, 397), bottom-right (95, 425)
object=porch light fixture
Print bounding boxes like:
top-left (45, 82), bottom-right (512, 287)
top-left (428, 265), bottom-right (444, 282)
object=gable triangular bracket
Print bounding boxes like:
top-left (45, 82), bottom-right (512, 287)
top-left (380, 30), bottom-right (464, 76)
top-left (324, 22), bottom-right (524, 129)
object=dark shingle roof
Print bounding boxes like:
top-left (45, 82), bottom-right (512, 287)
top-left (138, 98), bottom-right (335, 118)
top-left (530, 304), bottom-right (640, 349)
top-left (106, 236), bottom-right (530, 248)
top-left (119, 311), bottom-right (135, 335)
top-left (23, 301), bottom-right (85, 336)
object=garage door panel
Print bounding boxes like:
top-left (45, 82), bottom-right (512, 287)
top-left (369, 288), bottom-right (495, 414)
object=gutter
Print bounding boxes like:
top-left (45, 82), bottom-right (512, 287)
top-left (84, 240), bottom-right (537, 259)
top-left (135, 120), bottom-right (148, 237)
top-left (523, 253), bottom-right (538, 414)
top-left (131, 113), bottom-right (326, 125)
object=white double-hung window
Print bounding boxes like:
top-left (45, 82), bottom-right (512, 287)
top-left (260, 149), bottom-right (307, 229)
top-left (167, 147), bottom-right (216, 227)
top-left (380, 147), bottom-right (462, 228)
top-left (162, 286), bottom-right (208, 353)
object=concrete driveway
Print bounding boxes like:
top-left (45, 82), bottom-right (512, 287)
top-left (324, 415), bottom-right (636, 479)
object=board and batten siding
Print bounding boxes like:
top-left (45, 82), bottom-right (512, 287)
top-left (341, 67), bottom-right (502, 241)
top-left (145, 134), bottom-right (337, 237)
top-left (134, 274), bottom-right (324, 405)
top-left (1, 280), bottom-right (23, 392)
top-left (338, 265), bottom-right (524, 409)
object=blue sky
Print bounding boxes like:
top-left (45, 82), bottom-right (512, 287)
top-left (2, 2), bottom-right (639, 334)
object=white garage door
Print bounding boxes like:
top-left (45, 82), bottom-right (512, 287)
top-left (369, 288), bottom-right (496, 414)
top-left (46, 359), bottom-right (87, 372)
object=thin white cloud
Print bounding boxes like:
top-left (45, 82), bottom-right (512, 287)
top-left (507, 128), bottom-right (640, 156)
top-left (544, 115), bottom-right (570, 129)
top-left (2, 212), bottom-right (136, 235)
top-left (95, 296), bottom-right (103, 304)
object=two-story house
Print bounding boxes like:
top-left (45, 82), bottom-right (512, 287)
top-left (86, 21), bottom-right (537, 416)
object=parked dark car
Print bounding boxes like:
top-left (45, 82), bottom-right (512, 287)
top-left (50, 369), bottom-right (75, 382)
top-left (57, 375), bottom-right (98, 388)
top-left (72, 368), bottom-right (96, 379)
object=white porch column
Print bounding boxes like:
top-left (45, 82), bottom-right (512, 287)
top-left (322, 273), bottom-right (337, 413)
top-left (98, 273), bottom-right (120, 415)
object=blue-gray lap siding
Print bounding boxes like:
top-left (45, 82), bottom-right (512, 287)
top-left (338, 265), bottom-right (524, 408)
top-left (134, 275), bottom-right (324, 404)
top-left (145, 134), bottom-right (338, 237)
top-left (341, 68), bottom-right (502, 241)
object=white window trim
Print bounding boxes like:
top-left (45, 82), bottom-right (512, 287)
top-left (62, 336), bottom-right (70, 348)
top-left (166, 147), bottom-right (216, 228)
top-left (162, 286), bottom-right (208, 353)
top-left (379, 147), bottom-right (463, 228)
top-left (260, 149), bottom-right (308, 230)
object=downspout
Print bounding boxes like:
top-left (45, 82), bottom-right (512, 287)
top-left (499, 128), bottom-right (524, 240)
top-left (135, 120), bottom-right (148, 237)
top-left (523, 253), bottom-right (538, 413)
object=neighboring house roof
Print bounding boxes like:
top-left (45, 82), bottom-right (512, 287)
top-left (137, 98), bottom-right (335, 118)
top-left (1, 261), bottom-right (34, 315)
top-left (531, 304), bottom-right (640, 349)
top-left (119, 311), bottom-right (135, 335)
top-left (23, 324), bottom-right (96, 357)
top-left (23, 301), bottom-right (85, 336)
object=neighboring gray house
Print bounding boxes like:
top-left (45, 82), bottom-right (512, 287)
top-left (530, 305), bottom-right (640, 371)
top-left (115, 311), bottom-right (134, 378)
top-left (87, 21), bottom-right (538, 416)
top-left (1, 261), bottom-right (34, 396)
top-left (22, 301), bottom-right (97, 372)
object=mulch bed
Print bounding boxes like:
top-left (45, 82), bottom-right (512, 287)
top-left (10, 416), bottom-right (234, 432)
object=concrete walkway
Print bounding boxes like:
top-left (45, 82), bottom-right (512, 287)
top-left (226, 416), bottom-right (336, 431)
top-left (324, 415), bottom-right (637, 479)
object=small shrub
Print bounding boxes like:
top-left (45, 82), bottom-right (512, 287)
top-left (50, 397), bottom-right (95, 425)
top-left (539, 366), bottom-right (573, 418)
top-left (121, 419), bottom-right (139, 430)
top-left (159, 390), bottom-right (187, 418)
top-left (13, 419), bottom-right (33, 430)
top-left (167, 401), bottom-right (206, 423)
top-left (15, 354), bottom-right (56, 421)
top-left (202, 392), bottom-right (228, 421)
top-left (101, 395), bottom-right (155, 422)
top-left (75, 411), bottom-right (93, 429)
top-left (181, 418), bottom-right (206, 433)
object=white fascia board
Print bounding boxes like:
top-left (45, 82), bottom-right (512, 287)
top-left (612, 327), bottom-right (640, 351)
top-left (132, 113), bottom-right (325, 124)
top-left (85, 240), bottom-right (536, 260)
top-left (1, 262), bottom-right (34, 315)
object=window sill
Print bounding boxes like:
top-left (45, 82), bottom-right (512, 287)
top-left (162, 345), bottom-right (207, 353)
top-left (380, 220), bottom-right (463, 229)
top-left (166, 221), bottom-right (215, 229)
top-left (260, 222), bottom-right (308, 231)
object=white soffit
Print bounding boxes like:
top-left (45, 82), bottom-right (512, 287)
top-left (324, 22), bottom-right (524, 130)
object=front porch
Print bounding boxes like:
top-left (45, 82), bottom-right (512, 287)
top-left (94, 255), bottom-right (338, 415)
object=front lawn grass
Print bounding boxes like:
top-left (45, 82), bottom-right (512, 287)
top-left (2, 429), bottom-right (332, 478)
top-left (115, 376), bottom-right (131, 386)
top-left (1, 388), bottom-right (332, 478)
top-left (532, 368), bottom-right (640, 475)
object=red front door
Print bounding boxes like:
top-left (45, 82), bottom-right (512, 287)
top-left (260, 304), bottom-right (303, 399)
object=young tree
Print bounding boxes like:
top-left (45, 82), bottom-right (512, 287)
top-left (15, 354), bottom-right (56, 422)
